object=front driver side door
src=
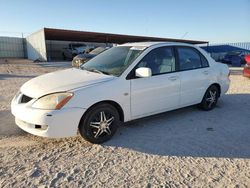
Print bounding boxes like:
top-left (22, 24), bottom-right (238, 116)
top-left (129, 46), bottom-right (180, 119)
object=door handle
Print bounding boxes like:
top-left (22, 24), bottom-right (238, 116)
top-left (203, 71), bottom-right (209, 75)
top-left (168, 76), bottom-right (178, 81)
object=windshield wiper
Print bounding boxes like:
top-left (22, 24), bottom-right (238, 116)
top-left (99, 70), bottom-right (112, 75)
top-left (88, 68), bottom-right (104, 74)
top-left (83, 68), bottom-right (112, 76)
top-left (80, 67), bottom-right (102, 73)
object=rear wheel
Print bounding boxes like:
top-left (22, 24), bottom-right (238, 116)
top-left (79, 103), bottom-right (120, 144)
top-left (200, 85), bottom-right (219, 111)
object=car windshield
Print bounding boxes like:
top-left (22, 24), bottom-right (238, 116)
top-left (81, 46), bottom-right (146, 76)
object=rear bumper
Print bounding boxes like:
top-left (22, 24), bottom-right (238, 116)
top-left (11, 101), bottom-right (85, 138)
top-left (219, 76), bottom-right (230, 95)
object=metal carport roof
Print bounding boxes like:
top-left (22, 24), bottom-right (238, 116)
top-left (44, 28), bottom-right (208, 45)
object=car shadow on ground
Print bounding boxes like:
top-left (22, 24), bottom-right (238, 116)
top-left (230, 70), bottom-right (244, 75)
top-left (0, 74), bottom-right (35, 80)
top-left (36, 62), bottom-right (72, 68)
top-left (106, 93), bottom-right (250, 159)
top-left (2, 94), bottom-right (250, 159)
top-left (0, 110), bottom-right (27, 137)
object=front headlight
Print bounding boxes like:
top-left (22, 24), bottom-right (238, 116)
top-left (32, 92), bottom-right (73, 110)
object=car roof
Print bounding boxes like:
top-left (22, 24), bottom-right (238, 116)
top-left (119, 41), bottom-right (195, 48)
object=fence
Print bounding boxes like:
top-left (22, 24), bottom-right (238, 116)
top-left (0, 36), bottom-right (26, 58)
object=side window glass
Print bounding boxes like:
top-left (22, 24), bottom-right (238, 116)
top-left (177, 47), bottom-right (203, 71)
top-left (136, 47), bottom-right (176, 76)
top-left (201, 54), bottom-right (209, 67)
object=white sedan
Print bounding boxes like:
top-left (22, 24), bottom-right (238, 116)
top-left (11, 42), bottom-right (230, 143)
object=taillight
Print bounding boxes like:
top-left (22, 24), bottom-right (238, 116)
top-left (244, 54), bottom-right (250, 63)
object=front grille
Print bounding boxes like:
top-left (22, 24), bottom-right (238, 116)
top-left (20, 94), bottom-right (33, 103)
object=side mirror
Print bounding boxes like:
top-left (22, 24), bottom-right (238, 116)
top-left (135, 67), bottom-right (152, 78)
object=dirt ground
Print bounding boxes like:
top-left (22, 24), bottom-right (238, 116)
top-left (0, 59), bottom-right (249, 187)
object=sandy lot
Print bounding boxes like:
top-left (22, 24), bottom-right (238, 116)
top-left (0, 59), bottom-right (250, 187)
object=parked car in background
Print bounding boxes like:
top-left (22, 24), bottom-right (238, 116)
top-left (62, 43), bottom-right (94, 60)
top-left (222, 51), bottom-right (249, 65)
top-left (243, 55), bottom-right (250, 78)
top-left (11, 42), bottom-right (230, 144)
top-left (72, 47), bottom-right (109, 68)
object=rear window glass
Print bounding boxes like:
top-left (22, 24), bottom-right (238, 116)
top-left (177, 47), bottom-right (203, 71)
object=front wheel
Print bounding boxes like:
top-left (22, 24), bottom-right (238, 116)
top-left (199, 85), bottom-right (219, 111)
top-left (79, 103), bottom-right (120, 144)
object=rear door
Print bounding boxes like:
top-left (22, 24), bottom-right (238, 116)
top-left (129, 46), bottom-right (180, 118)
top-left (176, 47), bottom-right (210, 106)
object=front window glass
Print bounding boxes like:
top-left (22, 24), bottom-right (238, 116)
top-left (136, 47), bottom-right (176, 75)
top-left (81, 46), bottom-right (145, 76)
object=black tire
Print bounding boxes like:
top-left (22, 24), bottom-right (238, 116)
top-left (199, 85), bottom-right (219, 111)
top-left (79, 103), bottom-right (120, 144)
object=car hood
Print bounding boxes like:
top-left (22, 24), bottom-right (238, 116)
top-left (21, 68), bottom-right (114, 98)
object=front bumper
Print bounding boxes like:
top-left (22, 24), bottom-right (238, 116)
top-left (11, 101), bottom-right (85, 138)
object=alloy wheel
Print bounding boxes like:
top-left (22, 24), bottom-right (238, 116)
top-left (205, 90), bottom-right (217, 108)
top-left (89, 111), bottom-right (115, 139)
top-left (199, 85), bottom-right (219, 111)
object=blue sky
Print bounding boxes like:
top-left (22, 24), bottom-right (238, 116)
top-left (0, 0), bottom-right (249, 43)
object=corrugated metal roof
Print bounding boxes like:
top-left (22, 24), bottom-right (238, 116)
top-left (202, 43), bottom-right (250, 53)
top-left (224, 42), bottom-right (250, 51)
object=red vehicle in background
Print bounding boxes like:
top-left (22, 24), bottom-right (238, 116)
top-left (243, 55), bottom-right (250, 78)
